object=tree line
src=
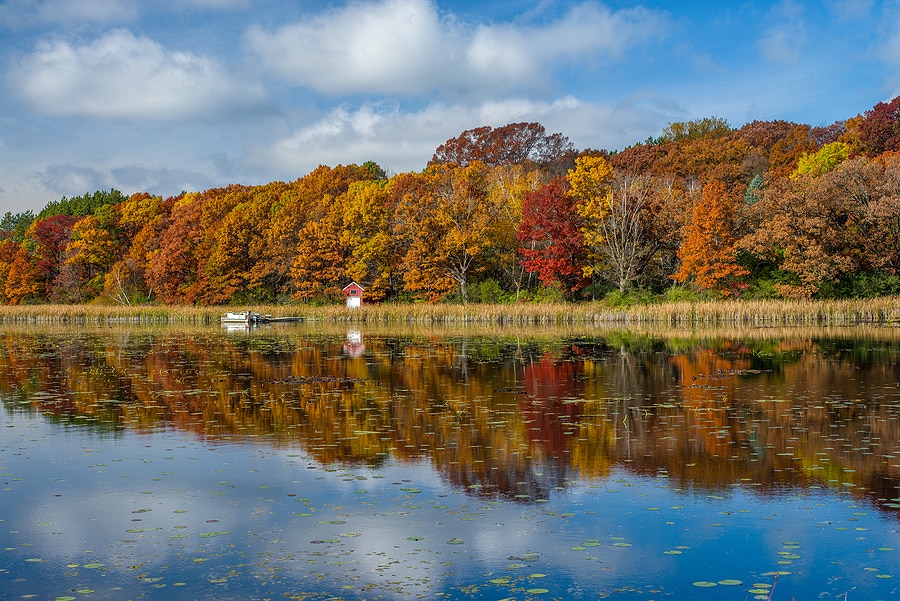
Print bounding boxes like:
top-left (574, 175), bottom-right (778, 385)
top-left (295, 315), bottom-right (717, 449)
top-left (2, 98), bottom-right (900, 306)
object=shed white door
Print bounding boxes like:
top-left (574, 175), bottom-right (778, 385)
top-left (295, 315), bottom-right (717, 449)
top-left (346, 296), bottom-right (361, 308)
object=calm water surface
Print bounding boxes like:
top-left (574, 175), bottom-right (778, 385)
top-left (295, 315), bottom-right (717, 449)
top-left (1, 325), bottom-right (899, 600)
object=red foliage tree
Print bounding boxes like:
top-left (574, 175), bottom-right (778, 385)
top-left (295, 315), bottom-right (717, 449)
top-left (146, 194), bottom-right (204, 304)
top-left (516, 177), bottom-right (587, 291)
top-left (859, 95), bottom-right (900, 155)
top-left (29, 215), bottom-right (79, 297)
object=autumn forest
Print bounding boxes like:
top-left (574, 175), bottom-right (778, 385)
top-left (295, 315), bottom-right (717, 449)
top-left (3, 97), bottom-right (900, 306)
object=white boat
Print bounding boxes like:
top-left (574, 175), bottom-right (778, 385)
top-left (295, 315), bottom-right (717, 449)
top-left (219, 311), bottom-right (301, 326)
top-left (220, 311), bottom-right (257, 324)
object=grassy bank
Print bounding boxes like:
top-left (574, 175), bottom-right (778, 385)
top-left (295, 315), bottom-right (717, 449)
top-left (1, 297), bottom-right (899, 327)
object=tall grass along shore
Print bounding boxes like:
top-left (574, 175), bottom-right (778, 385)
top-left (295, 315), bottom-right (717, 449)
top-left (1, 297), bottom-right (899, 327)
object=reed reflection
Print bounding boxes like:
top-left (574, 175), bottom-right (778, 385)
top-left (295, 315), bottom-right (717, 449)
top-left (1, 328), bottom-right (898, 511)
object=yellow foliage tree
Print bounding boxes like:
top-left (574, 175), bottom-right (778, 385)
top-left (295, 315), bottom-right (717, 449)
top-left (488, 164), bottom-right (544, 299)
top-left (566, 154), bottom-right (614, 280)
top-left (342, 180), bottom-right (394, 301)
top-left (65, 215), bottom-right (118, 291)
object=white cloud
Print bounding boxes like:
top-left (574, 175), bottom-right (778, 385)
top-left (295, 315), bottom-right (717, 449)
top-left (243, 0), bottom-right (669, 98)
top-left (9, 28), bottom-right (265, 120)
top-left (244, 0), bottom-right (454, 96)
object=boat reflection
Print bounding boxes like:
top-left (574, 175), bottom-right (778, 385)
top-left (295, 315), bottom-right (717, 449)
top-left (343, 329), bottom-right (364, 357)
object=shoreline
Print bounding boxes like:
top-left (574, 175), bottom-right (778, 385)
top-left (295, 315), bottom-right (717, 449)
top-left (1, 297), bottom-right (899, 327)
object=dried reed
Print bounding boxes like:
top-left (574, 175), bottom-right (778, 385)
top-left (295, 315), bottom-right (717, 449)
top-left (1, 297), bottom-right (899, 327)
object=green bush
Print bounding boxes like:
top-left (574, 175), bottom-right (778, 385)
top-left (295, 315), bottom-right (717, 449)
top-left (468, 279), bottom-right (515, 304)
top-left (530, 283), bottom-right (566, 303)
top-left (604, 288), bottom-right (657, 307)
top-left (742, 278), bottom-right (782, 300)
top-left (662, 286), bottom-right (706, 303)
top-left (818, 272), bottom-right (900, 299)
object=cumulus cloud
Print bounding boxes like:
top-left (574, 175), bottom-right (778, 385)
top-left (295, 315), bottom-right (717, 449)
top-left (468, 3), bottom-right (664, 77)
top-left (9, 28), bottom-right (265, 120)
top-left (243, 0), bottom-right (668, 98)
top-left (243, 0), bottom-right (455, 96)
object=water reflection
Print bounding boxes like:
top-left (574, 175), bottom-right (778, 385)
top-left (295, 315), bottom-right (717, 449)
top-left (1, 326), bottom-right (899, 511)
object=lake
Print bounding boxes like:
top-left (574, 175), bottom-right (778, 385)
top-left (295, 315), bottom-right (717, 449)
top-left (1, 324), bottom-right (898, 600)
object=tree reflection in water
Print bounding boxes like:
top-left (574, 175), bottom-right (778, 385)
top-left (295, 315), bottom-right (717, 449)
top-left (1, 326), bottom-right (898, 511)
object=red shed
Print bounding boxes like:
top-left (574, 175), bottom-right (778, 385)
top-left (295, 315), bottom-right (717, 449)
top-left (343, 282), bottom-right (364, 308)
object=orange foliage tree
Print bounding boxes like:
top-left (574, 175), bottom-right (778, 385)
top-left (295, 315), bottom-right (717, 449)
top-left (0, 239), bottom-right (22, 303)
top-left (291, 194), bottom-right (349, 302)
top-left (4, 245), bottom-right (42, 304)
top-left (672, 180), bottom-right (748, 296)
top-left (398, 162), bottom-right (501, 302)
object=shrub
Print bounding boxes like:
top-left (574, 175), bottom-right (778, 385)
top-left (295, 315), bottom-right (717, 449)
top-left (604, 288), bottom-right (657, 307)
top-left (530, 283), bottom-right (566, 303)
top-left (662, 286), bottom-right (705, 303)
top-left (469, 279), bottom-right (515, 304)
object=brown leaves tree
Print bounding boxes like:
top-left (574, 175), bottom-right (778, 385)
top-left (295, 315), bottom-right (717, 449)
top-left (431, 122), bottom-right (574, 168)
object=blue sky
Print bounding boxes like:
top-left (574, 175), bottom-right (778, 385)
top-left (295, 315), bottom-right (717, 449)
top-left (1, 0), bottom-right (898, 214)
